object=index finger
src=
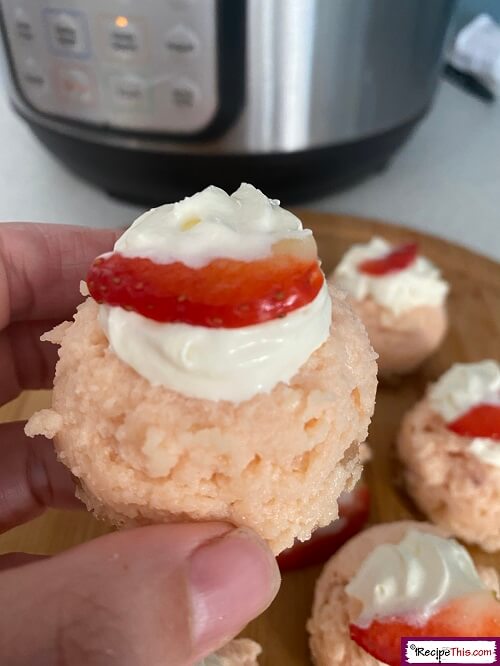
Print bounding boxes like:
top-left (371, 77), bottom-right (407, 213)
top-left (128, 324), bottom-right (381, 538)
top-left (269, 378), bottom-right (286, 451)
top-left (0, 421), bottom-right (81, 534)
top-left (0, 223), bottom-right (119, 328)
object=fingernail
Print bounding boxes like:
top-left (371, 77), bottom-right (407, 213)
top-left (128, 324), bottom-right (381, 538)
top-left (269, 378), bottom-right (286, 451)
top-left (188, 528), bottom-right (281, 651)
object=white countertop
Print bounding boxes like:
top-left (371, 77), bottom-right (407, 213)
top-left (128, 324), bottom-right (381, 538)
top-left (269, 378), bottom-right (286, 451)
top-left (0, 79), bottom-right (499, 261)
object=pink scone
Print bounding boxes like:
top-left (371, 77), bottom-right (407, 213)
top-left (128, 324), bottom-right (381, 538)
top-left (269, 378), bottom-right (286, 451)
top-left (349, 298), bottom-right (447, 377)
top-left (26, 287), bottom-right (377, 554)
top-left (211, 638), bottom-right (261, 665)
top-left (307, 521), bottom-right (499, 666)
top-left (397, 398), bottom-right (500, 552)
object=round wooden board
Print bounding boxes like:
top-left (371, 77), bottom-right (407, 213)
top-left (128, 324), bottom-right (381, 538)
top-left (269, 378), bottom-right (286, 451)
top-left (0, 212), bottom-right (499, 665)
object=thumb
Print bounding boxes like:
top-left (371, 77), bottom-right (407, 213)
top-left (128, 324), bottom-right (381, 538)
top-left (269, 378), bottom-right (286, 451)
top-left (0, 522), bottom-right (280, 666)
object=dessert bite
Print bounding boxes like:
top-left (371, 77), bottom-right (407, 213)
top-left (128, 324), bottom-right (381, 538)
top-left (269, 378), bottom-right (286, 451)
top-left (307, 521), bottom-right (500, 666)
top-left (331, 237), bottom-right (449, 377)
top-left (277, 482), bottom-right (370, 571)
top-left (26, 184), bottom-right (377, 554)
top-left (398, 360), bottom-right (500, 552)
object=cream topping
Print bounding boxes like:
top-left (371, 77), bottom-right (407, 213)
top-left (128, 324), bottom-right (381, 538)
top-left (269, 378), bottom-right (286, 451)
top-left (469, 438), bottom-right (500, 468)
top-left (115, 183), bottom-right (311, 268)
top-left (333, 237), bottom-right (449, 316)
top-left (100, 281), bottom-right (331, 402)
top-left (429, 360), bottom-right (500, 468)
top-left (345, 530), bottom-right (486, 628)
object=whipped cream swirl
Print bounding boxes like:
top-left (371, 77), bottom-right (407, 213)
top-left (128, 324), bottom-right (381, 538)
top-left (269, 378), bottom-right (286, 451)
top-left (345, 530), bottom-right (486, 627)
top-left (100, 281), bottom-right (331, 402)
top-left (115, 183), bottom-right (311, 268)
top-left (333, 237), bottom-right (449, 316)
top-left (429, 360), bottom-right (500, 468)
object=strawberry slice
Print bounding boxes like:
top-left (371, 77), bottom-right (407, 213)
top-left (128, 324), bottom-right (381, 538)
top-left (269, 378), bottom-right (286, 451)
top-left (87, 251), bottom-right (324, 328)
top-left (448, 403), bottom-right (500, 441)
top-left (350, 591), bottom-right (500, 666)
top-left (277, 485), bottom-right (370, 571)
top-left (358, 242), bottom-right (418, 276)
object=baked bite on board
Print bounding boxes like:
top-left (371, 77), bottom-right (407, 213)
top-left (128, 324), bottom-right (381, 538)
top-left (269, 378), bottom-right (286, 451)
top-left (26, 184), bottom-right (377, 554)
top-left (277, 481), bottom-right (370, 571)
top-left (331, 237), bottom-right (449, 377)
top-left (397, 360), bottom-right (500, 552)
top-left (308, 521), bottom-right (500, 666)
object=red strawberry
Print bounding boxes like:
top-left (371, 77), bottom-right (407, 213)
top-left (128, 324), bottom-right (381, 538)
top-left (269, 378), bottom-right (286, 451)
top-left (358, 242), bottom-right (418, 276)
top-left (448, 403), bottom-right (500, 441)
top-left (350, 591), bottom-right (500, 666)
top-left (277, 485), bottom-right (370, 571)
top-left (87, 246), bottom-right (324, 328)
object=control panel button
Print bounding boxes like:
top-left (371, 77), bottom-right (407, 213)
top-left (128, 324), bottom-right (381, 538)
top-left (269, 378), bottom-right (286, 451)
top-left (165, 25), bottom-right (199, 56)
top-left (100, 16), bottom-right (146, 60)
top-left (109, 74), bottom-right (149, 110)
top-left (170, 79), bottom-right (201, 110)
top-left (21, 57), bottom-right (47, 92)
top-left (110, 24), bottom-right (139, 54)
top-left (14, 8), bottom-right (35, 41)
top-left (56, 66), bottom-right (95, 105)
top-left (44, 9), bottom-right (90, 57)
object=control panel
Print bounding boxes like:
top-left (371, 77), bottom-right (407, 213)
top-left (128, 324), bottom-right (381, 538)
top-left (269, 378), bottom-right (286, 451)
top-left (0, 0), bottom-right (219, 134)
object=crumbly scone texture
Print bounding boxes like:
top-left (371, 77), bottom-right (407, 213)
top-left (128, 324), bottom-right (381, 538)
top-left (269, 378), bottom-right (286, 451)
top-left (212, 638), bottom-right (261, 666)
top-left (26, 286), bottom-right (377, 554)
top-left (347, 297), bottom-right (447, 377)
top-left (307, 521), bottom-right (499, 666)
top-left (397, 398), bottom-right (500, 553)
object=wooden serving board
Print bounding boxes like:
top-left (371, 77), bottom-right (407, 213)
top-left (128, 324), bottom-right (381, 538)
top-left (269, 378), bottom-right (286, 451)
top-left (0, 212), bottom-right (499, 665)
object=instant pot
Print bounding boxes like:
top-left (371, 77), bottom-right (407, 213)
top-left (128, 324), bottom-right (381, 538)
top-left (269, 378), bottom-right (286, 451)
top-left (0, 0), bottom-right (456, 204)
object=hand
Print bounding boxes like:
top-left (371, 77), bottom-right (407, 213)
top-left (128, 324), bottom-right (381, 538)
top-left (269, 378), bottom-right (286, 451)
top-left (0, 223), bottom-right (280, 666)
